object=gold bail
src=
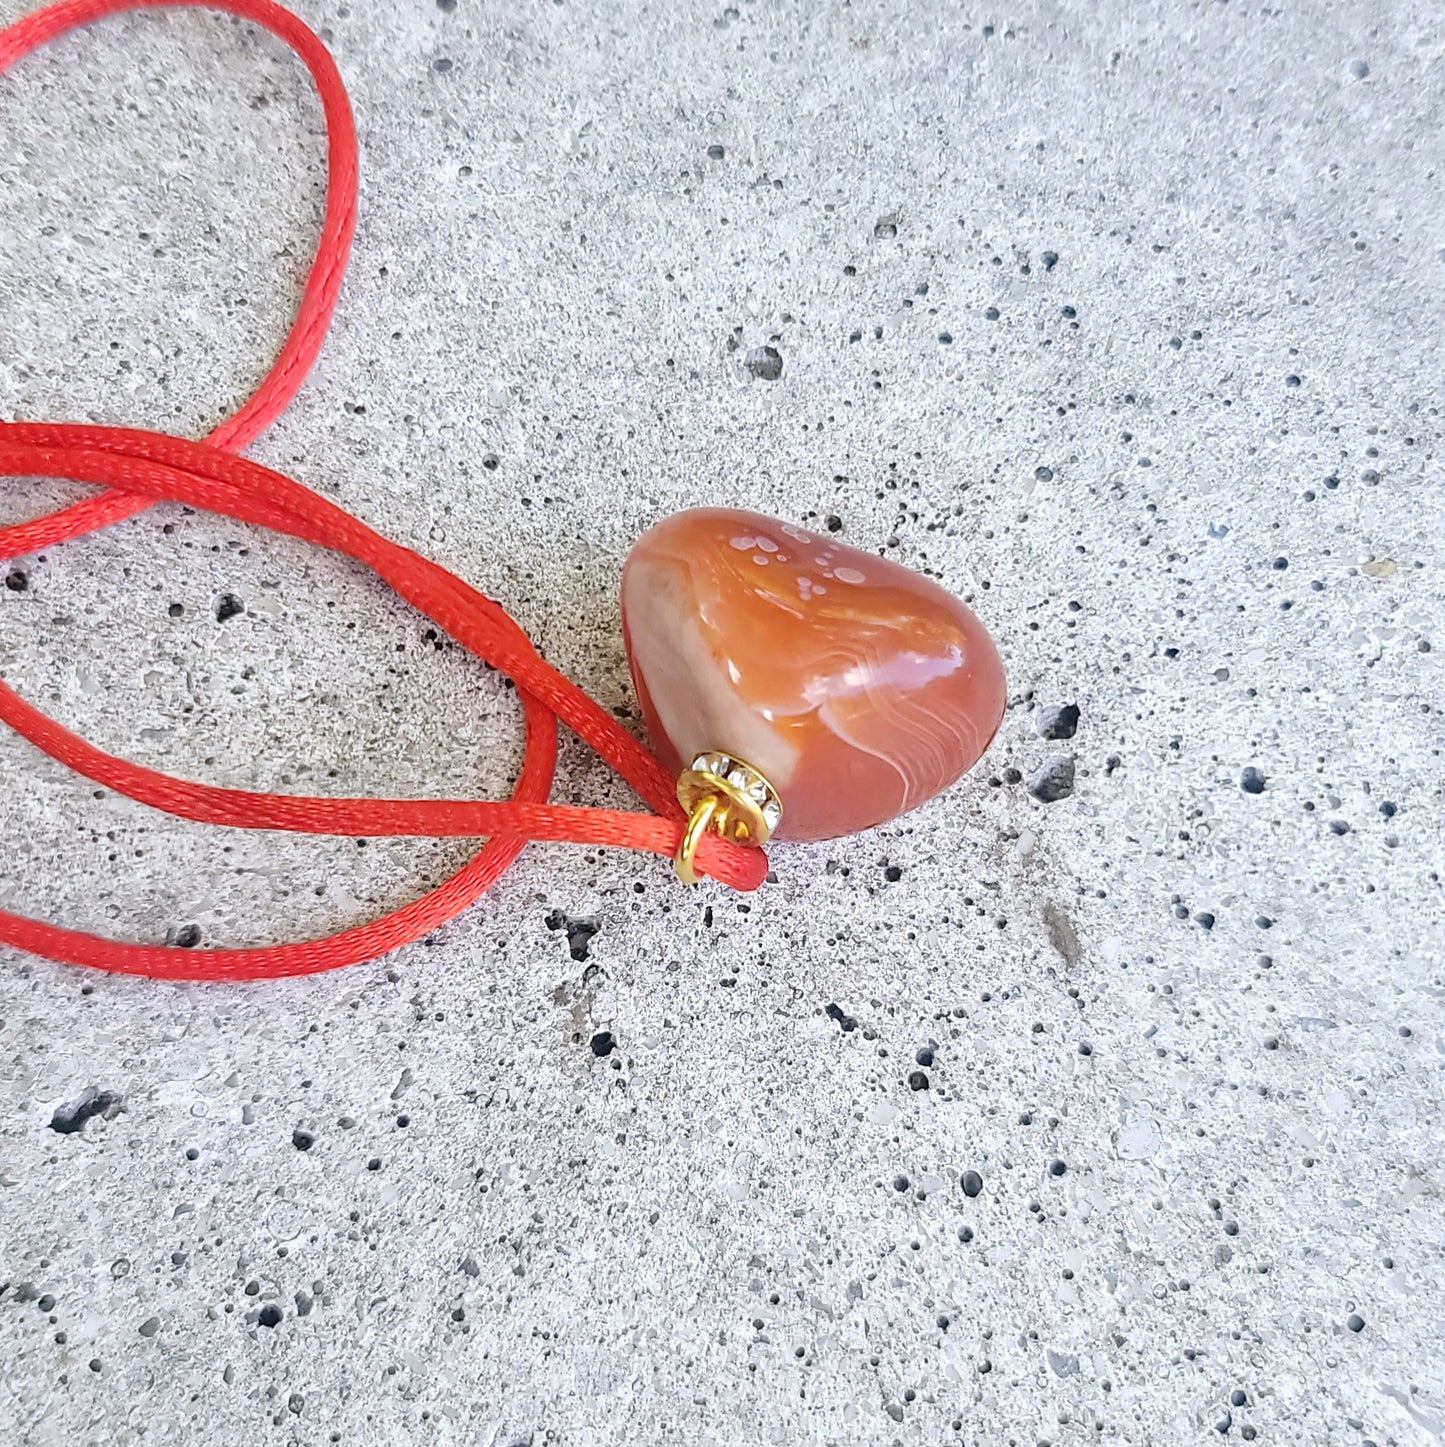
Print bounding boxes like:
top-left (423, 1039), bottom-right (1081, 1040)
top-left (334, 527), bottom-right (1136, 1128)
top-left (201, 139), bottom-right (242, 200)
top-left (673, 751), bottom-right (783, 885)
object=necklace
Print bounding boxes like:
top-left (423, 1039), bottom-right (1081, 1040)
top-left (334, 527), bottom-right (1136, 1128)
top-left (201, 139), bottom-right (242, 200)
top-left (0, 0), bottom-right (1004, 981)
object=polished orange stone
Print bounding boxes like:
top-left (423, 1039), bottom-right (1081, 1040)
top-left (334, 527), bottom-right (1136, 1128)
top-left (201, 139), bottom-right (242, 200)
top-left (621, 507), bottom-right (1007, 841)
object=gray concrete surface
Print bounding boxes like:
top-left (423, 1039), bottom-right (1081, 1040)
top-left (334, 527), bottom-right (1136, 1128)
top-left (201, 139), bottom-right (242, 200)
top-left (1, 0), bottom-right (1442, 1442)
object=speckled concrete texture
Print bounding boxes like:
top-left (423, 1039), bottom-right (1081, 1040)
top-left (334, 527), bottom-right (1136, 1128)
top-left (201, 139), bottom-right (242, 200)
top-left (1, 0), bottom-right (1442, 1443)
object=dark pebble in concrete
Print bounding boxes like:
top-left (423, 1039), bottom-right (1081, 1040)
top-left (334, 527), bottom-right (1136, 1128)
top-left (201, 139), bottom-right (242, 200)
top-left (1027, 755), bottom-right (1075, 803)
top-left (546, 910), bottom-right (600, 962)
top-left (49, 1086), bottom-right (117, 1135)
top-left (745, 346), bottom-right (783, 380)
top-left (1034, 703), bottom-right (1080, 740)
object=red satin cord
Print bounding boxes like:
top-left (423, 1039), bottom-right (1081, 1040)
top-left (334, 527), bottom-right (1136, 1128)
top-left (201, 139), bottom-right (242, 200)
top-left (0, 0), bottom-right (766, 981)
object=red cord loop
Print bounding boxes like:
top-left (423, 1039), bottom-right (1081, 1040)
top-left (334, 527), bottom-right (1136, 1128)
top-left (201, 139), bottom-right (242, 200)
top-left (0, 0), bottom-right (766, 981)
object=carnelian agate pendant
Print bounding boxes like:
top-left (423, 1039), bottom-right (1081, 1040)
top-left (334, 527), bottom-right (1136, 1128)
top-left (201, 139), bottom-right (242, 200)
top-left (620, 508), bottom-right (1007, 875)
